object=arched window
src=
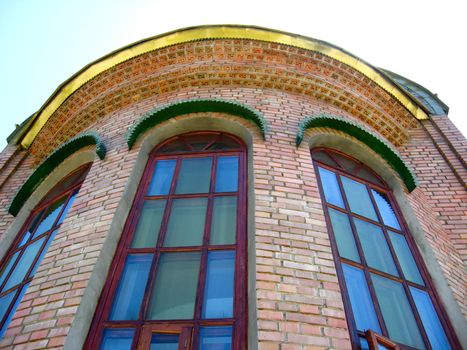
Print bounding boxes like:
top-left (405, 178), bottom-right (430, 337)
top-left (0, 164), bottom-right (90, 337)
top-left (312, 148), bottom-right (457, 350)
top-left (86, 132), bottom-right (247, 349)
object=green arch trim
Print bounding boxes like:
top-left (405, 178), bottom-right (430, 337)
top-left (9, 131), bottom-right (106, 216)
top-left (296, 114), bottom-right (418, 192)
top-left (126, 98), bottom-right (268, 149)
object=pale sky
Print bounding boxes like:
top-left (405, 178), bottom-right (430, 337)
top-left (0, 0), bottom-right (465, 150)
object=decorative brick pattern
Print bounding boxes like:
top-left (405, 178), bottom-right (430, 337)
top-left (29, 40), bottom-right (418, 161)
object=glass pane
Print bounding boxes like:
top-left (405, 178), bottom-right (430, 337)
top-left (100, 329), bottom-right (135, 350)
top-left (357, 168), bottom-right (384, 187)
top-left (410, 287), bottom-right (451, 350)
top-left (388, 231), bottom-right (424, 285)
top-left (148, 160), bottom-right (176, 195)
top-left (210, 196), bottom-right (237, 245)
top-left (341, 176), bottom-right (378, 221)
top-left (354, 219), bottom-right (398, 276)
top-left (175, 157), bottom-right (212, 194)
top-left (371, 274), bottom-right (425, 349)
top-left (109, 254), bottom-right (152, 320)
top-left (318, 167), bottom-right (344, 208)
top-left (147, 252), bottom-right (201, 320)
top-left (199, 326), bottom-right (232, 350)
top-left (31, 230), bottom-right (58, 276)
top-left (328, 208), bottom-right (360, 262)
top-left (56, 191), bottom-right (78, 225)
top-left (164, 198), bottom-right (207, 247)
top-left (150, 334), bottom-right (179, 350)
top-left (4, 236), bottom-right (46, 290)
top-left (215, 156), bottom-right (239, 193)
top-left (342, 264), bottom-right (381, 333)
top-left (371, 190), bottom-right (401, 230)
top-left (0, 252), bottom-right (20, 289)
top-left (132, 200), bottom-right (167, 248)
top-left (19, 211), bottom-right (43, 247)
top-left (203, 251), bottom-right (235, 319)
top-left (312, 151), bottom-right (339, 167)
top-left (360, 337), bottom-right (370, 350)
top-left (332, 153), bottom-right (357, 173)
top-left (0, 283), bottom-right (29, 338)
top-left (0, 289), bottom-right (16, 323)
top-left (33, 196), bottom-right (67, 238)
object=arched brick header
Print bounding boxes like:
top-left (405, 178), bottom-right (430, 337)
top-left (126, 98), bottom-right (268, 149)
top-left (296, 114), bottom-right (418, 192)
top-left (8, 131), bottom-right (106, 216)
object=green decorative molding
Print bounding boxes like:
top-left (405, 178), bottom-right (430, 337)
top-left (296, 114), bottom-right (418, 192)
top-left (126, 99), bottom-right (268, 149)
top-left (8, 131), bottom-right (106, 216)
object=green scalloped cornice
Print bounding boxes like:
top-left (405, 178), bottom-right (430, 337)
top-left (8, 131), bottom-right (106, 216)
top-left (126, 98), bottom-right (268, 149)
top-left (296, 114), bottom-right (418, 192)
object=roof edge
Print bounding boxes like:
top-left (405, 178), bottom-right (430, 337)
top-left (14, 25), bottom-right (429, 148)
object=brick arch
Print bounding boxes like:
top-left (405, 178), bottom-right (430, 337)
top-left (297, 114), bottom-right (417, 192)
top-left (29, 40), bottom-right (419, 160)
top-left (8, 131), bottom-right (106, 216)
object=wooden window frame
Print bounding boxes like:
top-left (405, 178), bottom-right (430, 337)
top-left (0, 164), bottom-right (90, 337)
top-left (85, 132), bottom-right (248, 349)
top-left (312, 148), bottom-right (460, 350)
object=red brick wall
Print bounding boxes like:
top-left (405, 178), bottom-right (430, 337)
top-left (0, 41), bottom-right (464, 348)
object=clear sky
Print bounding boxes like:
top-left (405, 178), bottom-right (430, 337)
top-left (0, 0), bottom-right (465, 150)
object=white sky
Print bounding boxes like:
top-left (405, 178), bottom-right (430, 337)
top-left (0, 0), bottom-right (465, 150)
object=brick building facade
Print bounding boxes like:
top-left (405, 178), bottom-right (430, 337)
top-left (0, 25), bottom-right (465, 349)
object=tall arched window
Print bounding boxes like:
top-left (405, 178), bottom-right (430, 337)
top-left (312, 148), bottom-right (458, 350)
top-left (86, 132), bottom-right (247, 350)
top-left (0, 164), bottom-right (90, 338)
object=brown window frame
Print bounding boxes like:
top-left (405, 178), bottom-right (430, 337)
top-left (312, 147), bottom-right (460, 350)
top-left (0, 164), bottom-right (90, 337)
top-left (85, 132), bottom-right (248, 349)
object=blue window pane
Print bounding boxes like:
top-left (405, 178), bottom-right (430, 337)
top-left (4, 236), bottom-right (46, 291)
top-left (33, 197), bottom-right (66, 238)
top-left (199, 326), bottom-right (232, 350)
top-left (360, 337), bottom-right (370, 350)
top-left (150, 334), bottom-right (179, 350)
top-left (19, 212), bottom-right (43, 247)
top-left (202, 251), bottom-right (235, 319)
top-left (57, 191), bottom-right (78, 225)
top-left (371, 190), bottom-right (401, 230)
top-left (215, 156), bottom-right (239, 192)
top-left (100, 329), bottom-right (135, 350)
top-left (0, 289), bottom-right (16, 324)
top-left (318, 167), bottom-right (344, 208)
top-left (371, 274), bottom-right (425, 349)
top-left (30, 230), bottom-right (59, 276)
top-left (328, 208), bottom-right (360, 262)
top-left (175, 158), bottom-right (212, 194)
top-left (0, 283), bottom-right (29, 338)
top-left (354, 219), bottom-right (398, 276)
top-left (0, 251), bottom-right (20, 289)
top-left (342, 264), bottom-right (381, 333)
top-left (410, 287), bottom-right (451, 350)
top-left (388, 231), bottom-right (424, 285)
top-left (109, 255), bottom-right (152, 320)
top-left (148, 160), bottom-right (176, 195)
top-left (341, 176), bottom-right (378, 221)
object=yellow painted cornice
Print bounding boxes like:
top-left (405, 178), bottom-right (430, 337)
top-left (19, 25), bottom-right (428, 149)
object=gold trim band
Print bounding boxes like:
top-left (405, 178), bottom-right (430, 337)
top-left (20, 25), bottom-right (428, 148)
